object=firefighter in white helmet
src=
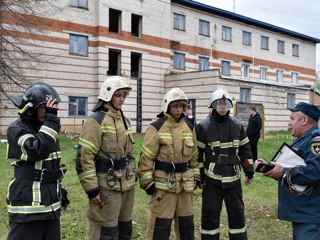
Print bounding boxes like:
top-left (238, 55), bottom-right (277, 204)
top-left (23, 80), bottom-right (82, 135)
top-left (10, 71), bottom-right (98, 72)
top-left (76, 76), bottom-right (136, 240)
top-left (196, 88), bottom-right (254, 240)
top-left (138, 87), bottom-right (200, 239)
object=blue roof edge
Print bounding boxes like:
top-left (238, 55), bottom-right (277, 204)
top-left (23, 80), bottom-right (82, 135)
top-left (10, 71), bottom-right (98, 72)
top-left (173, 0), bottom-right (320, 44)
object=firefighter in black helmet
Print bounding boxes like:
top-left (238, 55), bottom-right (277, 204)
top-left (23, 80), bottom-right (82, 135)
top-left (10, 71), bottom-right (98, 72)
top-left (196, 88), bottom-right (254, 240)
top-left (6, 82), bottom-right (69, 240)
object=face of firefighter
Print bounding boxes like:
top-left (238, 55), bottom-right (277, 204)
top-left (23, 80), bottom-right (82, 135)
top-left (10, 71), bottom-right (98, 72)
top-left (288, 111), bottom-right (307, 138)
top-left (215, 99), bottom-right (231, 116)
top-left (37, 104), bottom-right (46, 122)
top-left (168, 101), bottom-right (186, 121)
top-left (111, 89), bottom-right (129, 110)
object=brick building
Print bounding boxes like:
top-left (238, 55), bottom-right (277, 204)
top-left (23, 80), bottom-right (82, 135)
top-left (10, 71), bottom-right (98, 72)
top-left (1, 0), bottom-right (319, 134)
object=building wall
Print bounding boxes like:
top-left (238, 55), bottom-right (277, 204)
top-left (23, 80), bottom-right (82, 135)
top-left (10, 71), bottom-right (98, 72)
top-left (0, 0), bottom-right (317, 134)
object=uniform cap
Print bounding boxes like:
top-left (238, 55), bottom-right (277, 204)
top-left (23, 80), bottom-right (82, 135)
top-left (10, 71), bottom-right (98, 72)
top-left (288, 102), bottom-right (320, 121)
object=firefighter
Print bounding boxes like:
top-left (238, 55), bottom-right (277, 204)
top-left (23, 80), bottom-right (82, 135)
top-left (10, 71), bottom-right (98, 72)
top-left (76, 76), bottom-right (136, 240)
top-left (138, 87), bottom-right (200, 240)
top-left (196, 88), bottom-right (254, 240)
top-left (6, 82), bottom-right (69, 240)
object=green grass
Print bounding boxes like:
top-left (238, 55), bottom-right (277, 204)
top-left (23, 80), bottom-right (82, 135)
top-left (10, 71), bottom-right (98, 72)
top-left (0, 133), bottom-right (293, 239)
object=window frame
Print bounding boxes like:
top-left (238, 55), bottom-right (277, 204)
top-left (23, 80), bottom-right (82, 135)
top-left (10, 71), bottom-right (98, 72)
top-left (287, 93), bottom-right (295, 108)
top-left (242, 31), bottom-right (251, 46)
top-left (173, 13), bottom-right (186, 31)
top-left (222, 26), bottom-right (232, 42)
top-left (277, 40), bottom-right (285, 54)
top-left (240, 88), bottom-right (251, 103)
top-left (199, 19), bottom-right (210, 36)
top-left (221, 60), bottom-right (231, 76)
top-left (292, 44), bottom-right (299, 57)
top-left (68, 96), bottom-right (88, 116)
top-left (260, 67), bottom-right (268, 80)
top-left (291, 72), bottom-right (298, 84)
top-left (261, 36), bottom-right (269, 50)
top-left (173, 52), bottom-right (185, 69)
top-left (70, 0), bottom-right (88, 8)
top-left (199, 56), bottom-right (209, 71)
top-left (241, 64), bottom-right (250, 78)
top-left (276, 69), bottom-right (284, 83)
top-left (69, 34), bottom-right (88, 56)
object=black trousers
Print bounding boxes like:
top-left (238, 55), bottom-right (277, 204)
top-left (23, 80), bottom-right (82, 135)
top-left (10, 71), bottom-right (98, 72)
top-left (201, 181), bottom-right (247, 240)
top-left (8, 219), bottom-right (60, 240)
top-left (249, 135), bottom-right (260, 162)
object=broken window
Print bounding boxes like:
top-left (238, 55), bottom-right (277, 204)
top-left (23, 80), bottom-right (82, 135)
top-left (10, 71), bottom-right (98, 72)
top-left (131, 14), bottom-right (142, 37)
top-left (108, 49), bottom-right (121, 75)
top-left (109, 8), bottom-right (121, 33)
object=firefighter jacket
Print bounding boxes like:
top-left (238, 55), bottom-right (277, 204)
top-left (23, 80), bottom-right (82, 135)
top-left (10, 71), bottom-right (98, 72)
top-left (6, 113), bottom-right (63, 223)
top-left (196, 110), bottom-right (254, 189)
top-left (76, 102), bottom-right (136, 198)
top-left (138, 112), bottom-right (199, 193)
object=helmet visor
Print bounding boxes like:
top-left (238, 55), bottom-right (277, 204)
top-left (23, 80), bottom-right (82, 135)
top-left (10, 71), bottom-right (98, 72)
top-left (211, 99), bottom-right (232, 110)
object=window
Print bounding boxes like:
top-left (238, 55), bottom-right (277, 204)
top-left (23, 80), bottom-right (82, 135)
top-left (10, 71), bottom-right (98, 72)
top-left (292, 44), bottom-right (299, 57)
top-left (131, 14), bottom-right (142, 37)
top-left (199, 56), bottom-right (209, 71)
top-left (261, 36), bottom-right (269, 50)
top-left (287, 93), bottom-right (295, 108)
top-left (108, 49), bottom-right (121, 75)
top-left (222, 26), bottom-right (232, 41)
top-left (291, 72), bottom-right (298, 84)
top-left (68, 96), bottom-right (88, 116)
top-left (173, 52), bottom-right (185, 69)
top-left (221, 60), bottom-right (230, 76)
top-left (260, 67), bottom-right (268, 80)
top-left (240, 88), bottom-right (251, 103)
top-left (241, 64), bottom-right (250, 78)
top-left (69, 34), bottom-right (88, 56)
top-left (173, 13), bottom-right (185, 31)
top-left (70, 0), bottom-right (87, 8)
top-left (277, 40), bottom-right (285, 54)
top-left (276, 70), bottom-right (283, 83)
top-left (131, 52), bottom-right (142, 78)
top-left (109, 8), bottom-right (122, 33)
top-left (242, 31), bottom-right (251, 46)
top-left (199, 20), bottom-right (210, 36)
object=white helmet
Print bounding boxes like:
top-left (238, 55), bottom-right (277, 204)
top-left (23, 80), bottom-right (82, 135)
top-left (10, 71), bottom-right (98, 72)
top-left (98, 76), bottom-right (132, 102)
top-left (208, 88), bottom-right (233, 109)
top-left (162, 88), bottom-right (188, 113)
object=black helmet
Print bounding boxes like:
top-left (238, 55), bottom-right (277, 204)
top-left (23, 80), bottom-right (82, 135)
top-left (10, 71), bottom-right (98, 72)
top-left (10, 82), bottom-right (60, 116)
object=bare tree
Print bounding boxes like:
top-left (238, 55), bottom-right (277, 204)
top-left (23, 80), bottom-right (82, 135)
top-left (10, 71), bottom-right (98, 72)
top-left (0, 0), bottom-right (58, 98)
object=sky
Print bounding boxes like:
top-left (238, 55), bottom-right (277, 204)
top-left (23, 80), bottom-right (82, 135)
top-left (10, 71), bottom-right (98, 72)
top-left (195, 0), bottom-right (320, 71)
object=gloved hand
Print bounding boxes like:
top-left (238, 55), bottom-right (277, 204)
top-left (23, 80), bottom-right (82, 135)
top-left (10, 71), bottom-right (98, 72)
top-left (61, 188), bottom-right (70, 208)
top-left (194, 177), bottom-right (202, 190)
top-left (145, 182), bottom-right (156, 195)
top-left (244, 168), bottom-right (254, 180)
top-left (200, 167), bottom-right (205, 184)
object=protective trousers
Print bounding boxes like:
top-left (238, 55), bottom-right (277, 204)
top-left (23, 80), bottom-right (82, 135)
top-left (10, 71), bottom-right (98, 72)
top-left (8, 219), bottom-right (60, 240)
top-left (201, 181), bottom-right (247, 240)
top-left (146, 190), bottom-right (194, 240)
top-left (87, 189), bottom-right (134, 240)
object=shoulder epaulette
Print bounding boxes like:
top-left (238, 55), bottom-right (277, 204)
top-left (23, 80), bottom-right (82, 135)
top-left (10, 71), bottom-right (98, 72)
top-left (89, 111), bottom-right (107, 125)
top-left (150, 117), bottom-right (166, 131)
top-left (311, 128), bottom-right (320, 137)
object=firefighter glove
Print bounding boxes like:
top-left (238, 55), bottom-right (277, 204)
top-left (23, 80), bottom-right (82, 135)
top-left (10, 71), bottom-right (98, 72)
top-left (61, 188), bottom-right (70, 207)
top-left (145, 182), bottom-right (156, 195)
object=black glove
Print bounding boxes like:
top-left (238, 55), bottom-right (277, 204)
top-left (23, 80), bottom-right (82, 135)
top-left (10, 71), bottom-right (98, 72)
top-left (61, 188), bottom-right (70, 207)
top-left (145, 182), bottom-right (156, 195)
top-left (46, 106), bottom-right (58, 115)
top-left (245, 168), bottom-right (254, 180)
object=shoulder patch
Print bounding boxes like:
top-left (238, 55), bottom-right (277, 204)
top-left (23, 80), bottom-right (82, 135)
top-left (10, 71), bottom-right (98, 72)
top-left (311, 142), bottom-right (320, 155)
top-left (311, 136), bottom-right (320, 142)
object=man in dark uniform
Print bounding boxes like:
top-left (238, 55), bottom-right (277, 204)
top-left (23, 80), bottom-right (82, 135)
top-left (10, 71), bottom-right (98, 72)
top-left (6, 82), bottom-right (69, 240)
top-left (258, 102), bottom-right (320, 240)
top-left (196, 88), bottom-right (254, 240)
top-left (246, 106), bottom-right (262, 162)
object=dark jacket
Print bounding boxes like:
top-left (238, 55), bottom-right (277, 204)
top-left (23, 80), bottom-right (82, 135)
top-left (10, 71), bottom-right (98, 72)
top-left (6, 114), bottom-right (63, 223)
top-left (196, 110), bottom-right (254, 189)
top-left (246, 113), bottom-right (262, 139)
top-left (278, 126), bottom-right (320, 223)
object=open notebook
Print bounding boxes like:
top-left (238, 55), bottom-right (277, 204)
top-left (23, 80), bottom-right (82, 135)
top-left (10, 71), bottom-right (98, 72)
top-left (272, 143), bottom-right (306, 192)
